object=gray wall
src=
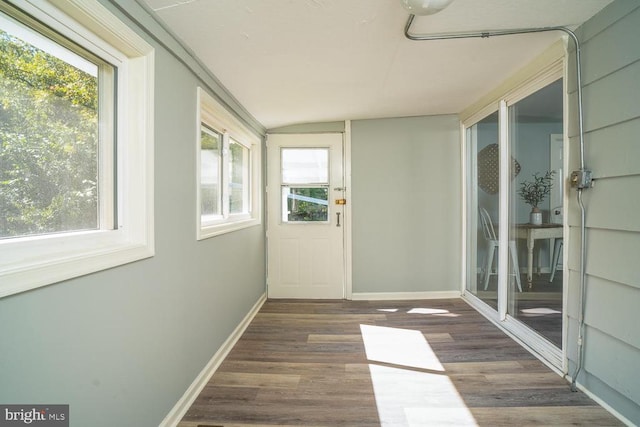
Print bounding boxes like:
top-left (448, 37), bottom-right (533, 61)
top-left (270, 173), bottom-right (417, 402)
top-left (0, 1), bottom-right (266, 426)
top-left (567, 0), bottom-right (640, 423)
top-left (351, 115), bottom-right (461, 294)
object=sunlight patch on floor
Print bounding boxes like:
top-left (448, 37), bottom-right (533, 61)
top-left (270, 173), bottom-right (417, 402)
top-left (360, 324), bottom-right (444, 371)
top-left (376, 307), bottom-right (460, 317)
top-left (520, 307), bottom-right (562, 316)
top-left (408, 308), bottom-right (460, 317)
top-left (361, 324), bottom-right (478, 426)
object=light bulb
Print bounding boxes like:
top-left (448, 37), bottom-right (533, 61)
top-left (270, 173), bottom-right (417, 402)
top-left (400, 0), bottom-right (455, 16)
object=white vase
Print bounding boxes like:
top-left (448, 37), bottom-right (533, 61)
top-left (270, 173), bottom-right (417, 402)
top-left (530, 210), bottom-right (542, 225)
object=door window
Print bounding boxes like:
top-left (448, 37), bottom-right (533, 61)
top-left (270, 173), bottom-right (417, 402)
top-left (281, 148), bottom-right (330, 223)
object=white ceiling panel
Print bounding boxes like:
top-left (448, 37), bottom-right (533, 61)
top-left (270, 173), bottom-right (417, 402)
top-left (141, 0), bottom-right (613, 129)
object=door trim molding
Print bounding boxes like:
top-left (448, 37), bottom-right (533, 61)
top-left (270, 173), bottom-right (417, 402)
top-left (344, 120), bottom-right (353, 300)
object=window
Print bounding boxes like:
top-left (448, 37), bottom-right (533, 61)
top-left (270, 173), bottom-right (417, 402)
top-left (280, 148), bottom-right (330, 222)
top-left (229, 138), bottom-right (250, 214)
top-left (0, 0), bottom-right (154, 298)
top-left (197, 88), bottom-right (261, 239)
top-left (0, 7), bottom-right (113, 239)
top-left (200, 125), bottom-right (222, 217)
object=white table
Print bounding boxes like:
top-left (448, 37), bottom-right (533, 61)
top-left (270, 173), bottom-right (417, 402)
top-left (514, 223), bottom-right (563, 286)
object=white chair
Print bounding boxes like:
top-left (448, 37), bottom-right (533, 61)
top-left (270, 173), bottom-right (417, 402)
top-left (479, 207), bottom-right (522, 292)
top-left (550, 206), bottom-right (563, 282)
top-left (550, 239), bottom-right (563, 282)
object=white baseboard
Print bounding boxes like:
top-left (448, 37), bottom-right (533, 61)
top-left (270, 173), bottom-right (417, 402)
top-left (159, 292), bottom-right (267, 427)
top-left (351, 291), bottom-right (461, 301)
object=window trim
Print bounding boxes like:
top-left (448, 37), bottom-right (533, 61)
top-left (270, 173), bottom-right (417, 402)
top-left (197, 87), bottom-right (262, 239)
top-left (0, 0), bottom-right (155, 298)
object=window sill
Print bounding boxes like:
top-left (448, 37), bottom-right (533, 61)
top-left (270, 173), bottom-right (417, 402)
top-left (198, 217), bottom-right (261, 240)
top-left (0, 229), bottom-right (154, 298)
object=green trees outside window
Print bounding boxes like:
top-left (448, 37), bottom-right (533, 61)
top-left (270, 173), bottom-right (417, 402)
top-left (0, 25), bottom-right (101, 238)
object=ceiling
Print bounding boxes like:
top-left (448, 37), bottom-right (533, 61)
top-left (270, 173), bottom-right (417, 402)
top-left (140, 0), bottom-right (613, 129)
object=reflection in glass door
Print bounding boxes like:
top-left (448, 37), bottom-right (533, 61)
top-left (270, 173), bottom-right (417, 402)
top-left (465, 112), bottom-right (500, 310)
top-left (508, 79), bottom-right (564, 348)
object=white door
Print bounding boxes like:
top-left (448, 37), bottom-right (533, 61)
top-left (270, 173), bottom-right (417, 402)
top-left (266, 133), bottom-right (345, 299)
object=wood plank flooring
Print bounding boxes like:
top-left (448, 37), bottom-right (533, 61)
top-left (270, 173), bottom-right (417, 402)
top-left (178, 299), bottom-right (622, 426)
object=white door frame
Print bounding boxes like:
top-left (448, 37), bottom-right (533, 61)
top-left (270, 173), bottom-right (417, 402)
top-left (265, 124), bottom-right (352, 299)
top-left (344, 121), bottom-right (353, 300)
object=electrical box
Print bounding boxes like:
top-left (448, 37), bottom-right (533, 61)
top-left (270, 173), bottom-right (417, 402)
top-left (570, 169), bottom-right (593, 189)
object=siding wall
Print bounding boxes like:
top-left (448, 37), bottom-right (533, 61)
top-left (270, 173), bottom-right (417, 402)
top-left (0, 1), bottom-right (266, 426)
top-left (567, 1), bottom-right (640, 423)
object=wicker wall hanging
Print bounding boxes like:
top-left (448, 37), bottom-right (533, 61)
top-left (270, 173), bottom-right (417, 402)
top-left (477, 143), bottom-right (521, 194)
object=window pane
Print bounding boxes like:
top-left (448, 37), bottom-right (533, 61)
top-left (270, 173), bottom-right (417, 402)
top-left (0, 13), bottom-right (105, 239)
top-left (465, 111), bottom-right (500, 310)
top-left (229, 139), bottom-right (248, 214)
top-left (282, 187), bottom-right (328, 222)
top-left (282, 148), bottom-right (328, 184)
top-left (200, 126), bottom-right (221, 217)
top-left (508, 78), bottom-right (564, 348)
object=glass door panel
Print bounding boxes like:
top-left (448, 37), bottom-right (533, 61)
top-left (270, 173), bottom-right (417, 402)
top-left (507, 79), bottom-right (564, 348)
top-left (281, 187), bottom-right (329, 222)
top-left (280, 148), bottom-right (330, 223)
top-left (466, 111), bottom-right (500, 310)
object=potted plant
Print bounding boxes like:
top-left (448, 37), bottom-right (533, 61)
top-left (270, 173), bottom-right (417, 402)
top-left (518, 171), bottom-right (554, 225)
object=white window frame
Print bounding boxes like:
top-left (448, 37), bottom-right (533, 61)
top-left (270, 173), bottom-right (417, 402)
top-left (0, 0), bottom-right (155, 298)
top-left (227, 137), bottom-right (251, 216)
top-left (197, 87), bottom-right (262, 239)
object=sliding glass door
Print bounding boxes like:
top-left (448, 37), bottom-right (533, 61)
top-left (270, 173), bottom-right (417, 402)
top-left (507, 79), bottom-right (564, 348)
top-left (465, 112), bottom-right (500, 310)
top-left (464, 70), bottom-right (565, 367)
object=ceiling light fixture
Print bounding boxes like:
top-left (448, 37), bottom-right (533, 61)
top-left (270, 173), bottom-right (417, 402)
top-left (400, 0), bottom-right (454, 16)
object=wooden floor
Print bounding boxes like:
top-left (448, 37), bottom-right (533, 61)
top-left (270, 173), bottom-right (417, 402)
top-left (179, 299), bottom-right (622, 427)
top-left (480, 271), bottom-right (564, 347)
